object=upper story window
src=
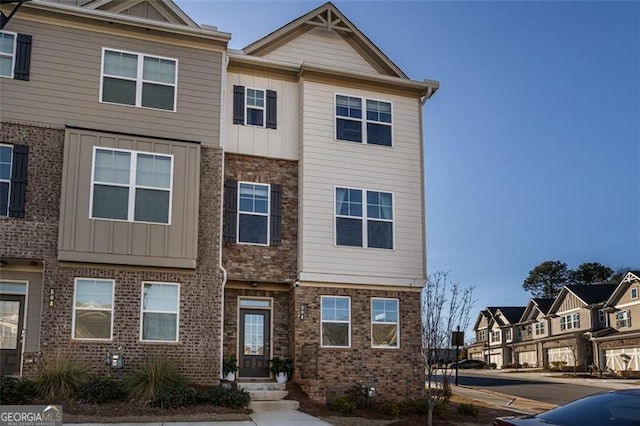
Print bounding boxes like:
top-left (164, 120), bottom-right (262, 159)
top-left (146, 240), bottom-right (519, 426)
top-left (91, 147), bottom-right (173, 224)
top-left (371, 298), bottom-right (399, 348)
top-left (504, 328), bottom-right (512, 342)
top-left (490, 330), bottom-right (501, 344)
top-left (233, 85), bottom-right (277, 129)
top-left (321, 296), bottom-right (350, 348)
top-left (335, 94), bottom-right (392, 146)
top-left (335, 187), bottom-right (393, 249)
top-left (223, 179), bottom-right (282, 246)
top-left (72, 278), bottom-right (114, 340)
top-left (615, 310), bottom-right (631, 328)
top-left (101, 48), bottom-right (177, 111)
top-left (238, 182), bottom-right (270, 245)
top-left (599, 309), bottom-right (610, 327)
top-left (631, 287), bottom-right (638, 300)
top-left (560, 312), bottom-right (580, 331)
top-left (141, 282), bottom-right (179, 342)
top-left (0, 144), bottom-right (28, 218)
top-left (534, 321), bottom-right (545, 335)
top-left (0, 31), bottom-right (31, 81)
top-left (477, 329), bottom-right (487, 342)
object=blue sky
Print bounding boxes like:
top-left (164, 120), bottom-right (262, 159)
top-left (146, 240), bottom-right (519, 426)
top-left (175, 1), bottom-right (640, 331)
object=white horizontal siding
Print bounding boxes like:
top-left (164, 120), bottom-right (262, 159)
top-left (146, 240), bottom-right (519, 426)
top-left (225, 72), bottom-right (298, 160)
top-left (299, 80), bottom-right (425, 283)
top-left (1, 18), bottom-right (222, 146)
top-left (264, 26), bottom-right (379, 75)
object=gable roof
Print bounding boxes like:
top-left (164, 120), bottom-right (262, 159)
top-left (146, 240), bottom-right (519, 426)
top-left (533, 298), bottom-right (555, 315)
top-left (494, 307), bottom-right (526, 325)
top-left (242, 2), bottom-right (408, 79)
top-left (82, 0), bottom-right (198, 27)
top-left (472, 309), bottom-right (492, 330)
top-left (550, 284), bottom-right (617, 314)
top-left (604, 271), bottom-right (640, 307)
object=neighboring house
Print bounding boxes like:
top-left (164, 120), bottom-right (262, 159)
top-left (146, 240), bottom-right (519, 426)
top-left (541, 284), bottom-right (616, 369)
top-left (0, 0), bottom-right (439, 403)
top-left (513, 298), bottom-right (554, 367)
top-left (0, 0), bottom-right (230, 380)
top-left (221, 2), bottom-right (438, 402)
top-left (592, 271), bottom-right (640, 375)
top-left (467, 306), bottom-right (525, 368)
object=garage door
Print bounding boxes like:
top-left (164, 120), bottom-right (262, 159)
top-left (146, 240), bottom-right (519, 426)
top-left (605, 348), bottom-right (640, 372)
top-left (518, 350), bottom-right (537, 367)
top-left (469, 352), bottom-right (483, 361)
top-left (547, 347), bottom-right (575, 366)
top-left (488, 352), bottom-right (502, 368)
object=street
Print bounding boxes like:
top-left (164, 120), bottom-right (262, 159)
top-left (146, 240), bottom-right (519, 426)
top-left (454, 370), bottom-right (610, 405)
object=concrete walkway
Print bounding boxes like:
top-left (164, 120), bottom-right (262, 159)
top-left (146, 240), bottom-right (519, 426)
top-left (65, 409), bottom-right (333, 426)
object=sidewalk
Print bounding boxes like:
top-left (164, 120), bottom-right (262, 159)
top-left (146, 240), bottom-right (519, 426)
top-left (64, 409), bottom-right (333, 426)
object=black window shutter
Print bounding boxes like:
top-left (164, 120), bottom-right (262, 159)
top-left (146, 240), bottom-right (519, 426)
top-left (266, 90), bottom-right (277, 129)
top-left (270, 184), bottom-right (282, 246)
top-left (233, 86), bottom-right (245, 125)
top-left (9, 144), bottom-right (28, 218)
top-left (223, 179), bottom-right (238, 243)
top-left (14, 33), bottom-right (32, 81)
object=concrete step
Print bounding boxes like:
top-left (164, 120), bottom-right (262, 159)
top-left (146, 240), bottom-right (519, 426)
top-left (247, 390), bottom-right (288, 400)
top-left (238, 382), bottom-right (286, 391)
top-left (250, 399), bottom-right (300, 412)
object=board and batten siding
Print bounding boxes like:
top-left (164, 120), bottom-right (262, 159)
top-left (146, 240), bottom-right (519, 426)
top-left (299, 80), bottom-right (425, 286)
top-left (263, 26), bottom-right (379, 75)
top-left (225, 72), bottom-right (298, 160)
top-left (58, 129), bottom-right (200, 269)
top-left (0, 18), bottom-right (222, 146)
top-left (557, 292), bottom-right (585, 313)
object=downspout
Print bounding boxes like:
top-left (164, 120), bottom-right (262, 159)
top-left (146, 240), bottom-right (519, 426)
top-left (419, 86), bottom-right (433, 282)
top-left (218, 50), bottom-right (229, 380)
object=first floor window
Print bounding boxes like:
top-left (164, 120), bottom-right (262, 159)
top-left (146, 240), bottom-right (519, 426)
top-left (335, 187), bottom-right (393, 249)
top-left (73, 278), bottom-right (114, 340)
top-left (141, 282), bottom-right (179, 341)
top-left (101, 48), bottom-right (177, 111)
top-left (371, 298), bottom-right (399, 348)
top-left (91, 147), bottom-right (173, 224)
top-left (238, 182), bottom-right (269, 244)
top-left (321, 296), bottom-right (350, 347)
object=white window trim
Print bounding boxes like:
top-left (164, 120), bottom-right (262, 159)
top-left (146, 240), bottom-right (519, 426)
top-left (236, 181), bottom-right (270, 246)
top-left (334, 93), bottom-right (394, 147)
top-left (560, 312), bottom-right (580, 331)
top-left (631, 287), bottom-right (638, 300)
top-left (72, 278), bottom-right (115, 341)
top-left (534, 321), bottom-right (545, 336)
top-left (334, 185), bottom-right (395, 250)
top-left (320, 295), bottom-right (351, 348)
top-left (99, 47), bottom-right (178, 112)
top-left (89, 146), bottom-right (174, 225)
top-left (245, 87), bottom-right (266, 128)
top-left (616, 310), bottom-right (630, 328)
top-left (371, 297), bottom-right (399, 349)
top-left (490, 329), bottom-right (501, 344)
top-left (0, 143), bottom-right (13, 217)
top-left (0, 31), bottom-right (16, 79)
top-left (140, 281), bottom-right (180, 342)
top-left (505, 328), bottom-right (512, 342)
top-left (237, 296), bottom-right (274, 364)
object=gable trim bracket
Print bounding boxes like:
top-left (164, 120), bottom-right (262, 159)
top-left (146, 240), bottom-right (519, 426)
top-left (0, 0), bottom-right (30, 30)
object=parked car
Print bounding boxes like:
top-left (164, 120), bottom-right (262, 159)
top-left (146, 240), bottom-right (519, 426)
top-left (448, 359), bottom-right (486, 369)
top-left (494, 389), bottom-right (640, 425)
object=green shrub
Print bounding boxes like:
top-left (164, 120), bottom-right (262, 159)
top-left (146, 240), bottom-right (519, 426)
top-left (432, 400), bottom-right (448, 418)
top-left (458, 402), bottom-right (479, 417)
top-left (331, 396), bottom-right (356, 414)
top-left (402, 398), bottom-right (429, 415)
top-left (381, 400), bottom-right (403, 417)
top-left (151, 381), bottom-right (198, 409)
top-left (0, 376), bottom-right (37, 404)
top-left (78, 376), bottom-right (126, 403)
top-left (205, 386), bottom-right (250, 409)
top-left (124, 358), bottom-right (187, 402)
top-left (35, 354), bottom-right (89, 400)
top-left (345, 385), bottom-right (369, 408)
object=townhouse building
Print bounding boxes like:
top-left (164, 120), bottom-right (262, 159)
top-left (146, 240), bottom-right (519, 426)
top-left (1, 0), bottom-right (439, 402)
top-left (467, 306), bottom-right (524, 368)
top-left (513, 298), bottom-right (554, 367)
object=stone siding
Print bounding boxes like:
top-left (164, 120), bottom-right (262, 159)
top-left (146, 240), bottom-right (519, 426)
top-left (223, 153), bottom-right (298, 283)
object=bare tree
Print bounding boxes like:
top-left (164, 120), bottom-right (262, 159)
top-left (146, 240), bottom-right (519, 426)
top-left (422, 271), bottom-right (475, 426)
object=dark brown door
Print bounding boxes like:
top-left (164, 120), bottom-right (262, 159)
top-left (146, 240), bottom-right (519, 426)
top-left (239, 309), bottom-right (270, 378)
top-left (0, 294), bottom-right (25, 375)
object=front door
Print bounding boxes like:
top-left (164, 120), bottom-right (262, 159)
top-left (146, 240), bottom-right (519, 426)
top-left (0, 294), bottom-right (25, 375)
top-left (239, 309), bottom-right (270, 377)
